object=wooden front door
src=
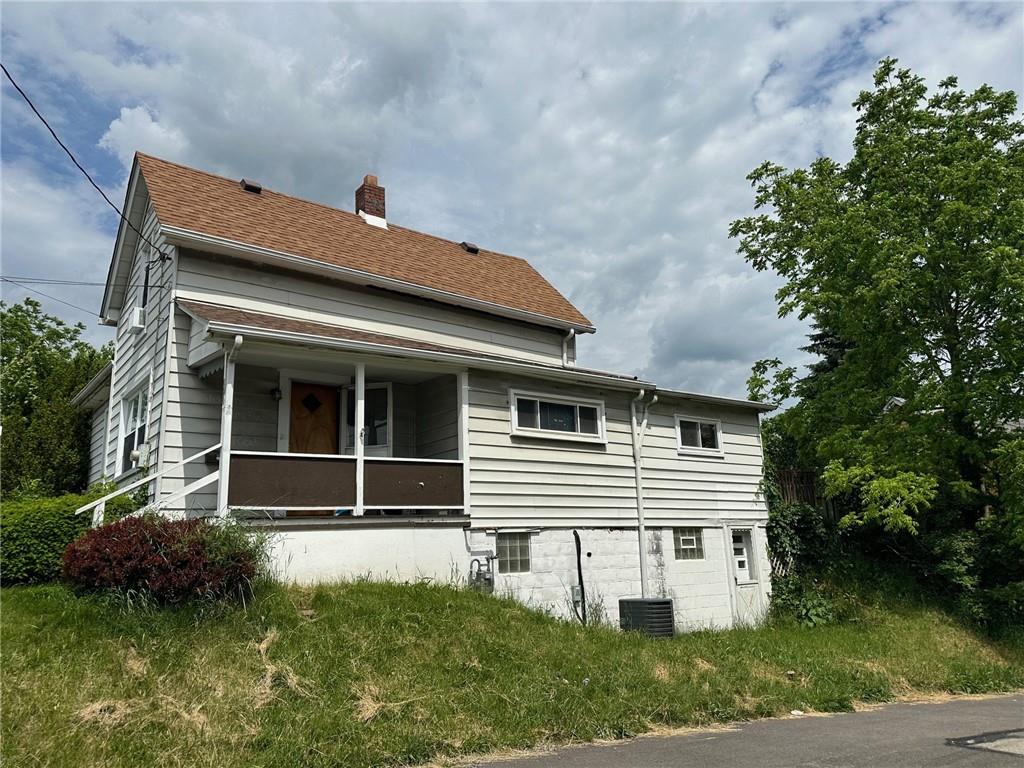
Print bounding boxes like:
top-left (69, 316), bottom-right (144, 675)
top-left (289, 382), bottom-right (340, 454)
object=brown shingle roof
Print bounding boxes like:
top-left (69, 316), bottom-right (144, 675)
top-left (138, 154), bottom-right (592, 329)
top-left (178, 299), bottom-right (642, 385)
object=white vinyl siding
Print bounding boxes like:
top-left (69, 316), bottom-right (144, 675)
top-left (101, 201), bottom-right (175, 495)
top-left (415, 375), bottom-right (458, 459)
top-left (175, 251), bottom-right (569, 366)
top-left (467, 371), bottom-right (639, 528)
top-left (640, 401), bottom-right (768, 525)
top-left (87, 402), bottom-right (108, 485)
top-left (158, 306), bottom-right (222, 515)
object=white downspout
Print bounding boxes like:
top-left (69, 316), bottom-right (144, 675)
top-left (630, 390), bottom-right (657, 597)
top-left (216, 334), bottom-right (243, 517)
top-left (561, 329), bottom-right (576, 368)
top-left (354, 362), bottom-right (366, 516)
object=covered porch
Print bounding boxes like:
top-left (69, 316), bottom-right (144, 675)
top-left (205, 339), bottom-right (470, 520)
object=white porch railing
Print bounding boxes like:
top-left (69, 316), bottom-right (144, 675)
top-left (75, 443), bottom-right (222, 526)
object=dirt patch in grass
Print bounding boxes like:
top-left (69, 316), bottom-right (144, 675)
top-left (253, 628), bottom-right (308, 709)
top-left (76, 699), bottom-right (137, 727)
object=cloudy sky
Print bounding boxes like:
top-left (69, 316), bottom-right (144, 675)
top-left (2, 2), bottom-right (1021, 397)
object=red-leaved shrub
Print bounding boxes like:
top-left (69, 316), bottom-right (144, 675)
top-left (62, 515), bottom-right (264, 602)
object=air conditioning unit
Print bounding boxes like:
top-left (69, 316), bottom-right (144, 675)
top-left (127, 306), bottom-right (146, 334)
top-left (619, 598), bottom-right (675, 637)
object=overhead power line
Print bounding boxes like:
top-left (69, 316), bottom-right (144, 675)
top-left (1, 277), bottom-right (97, 314)
top-left (1, 61), bottom-right (170, 264)
top-left (0, 275), bottom-right (171, 289)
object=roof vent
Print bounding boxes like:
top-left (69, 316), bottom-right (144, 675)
top-left (460, 241), bottom-right (480, 254)
top-left (240, 178), bottom-right (262, 194)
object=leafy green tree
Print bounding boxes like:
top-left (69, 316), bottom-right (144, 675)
top-left (1, 299), bottom-right (112, 496)
top-left (732, 58), bottom-right (1024, 536)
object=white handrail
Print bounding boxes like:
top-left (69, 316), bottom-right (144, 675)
top-left (76, 443), bottom-right (222, 522)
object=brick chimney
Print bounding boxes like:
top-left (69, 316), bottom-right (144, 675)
top-left (355, 174), bottom-right (385, 220)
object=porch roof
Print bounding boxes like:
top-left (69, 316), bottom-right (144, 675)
top-left (178, 299), bottom-right (651, 389)
top-left (70, 362), bottom-right (112, 410)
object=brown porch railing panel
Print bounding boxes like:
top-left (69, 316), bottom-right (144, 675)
top-left (363, 460), bottom-right (464, 507)
top-left (228, 454), bottom-right (356, 507)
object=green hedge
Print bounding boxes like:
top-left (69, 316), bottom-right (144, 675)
top-left (1, 490), bottom-right (137, 585)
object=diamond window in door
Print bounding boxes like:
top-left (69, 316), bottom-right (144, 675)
top-left (301, 392), bottom-right (323, 413)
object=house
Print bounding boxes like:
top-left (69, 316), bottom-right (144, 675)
top-left (75, 153), bottom-right (774, 629)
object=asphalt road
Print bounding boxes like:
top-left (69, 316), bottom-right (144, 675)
top-left (480, 694), bottom-right (1024, 767)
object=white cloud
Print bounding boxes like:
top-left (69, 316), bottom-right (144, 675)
top-left (0, 160), bottom-right (115, 344)
top-left (99, 105), bottom-right (188, 170)
top-left (1, 2), bottom-right (1020, 396)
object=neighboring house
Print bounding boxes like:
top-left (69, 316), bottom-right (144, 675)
top-left (75, 153), bottom-right (774, 629)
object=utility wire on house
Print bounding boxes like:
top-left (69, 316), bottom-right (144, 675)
top-left (0, 276), bottom-right (172, 289)
top-left (1, 61), bottom-right (171, 264)
top-left (0, 277), bottom-right (97, 315)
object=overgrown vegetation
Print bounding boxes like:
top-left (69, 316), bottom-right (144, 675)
top-left (0, 488), bottom-right (137, 585)
top-left (1, 299), bottom-right (112, 497)
top-left (733, 59), bottom-right (1024, 628)
top-left (63, 515), bottom-right (268, 603)
top-left (2, 578), bottom-right (1022, 768)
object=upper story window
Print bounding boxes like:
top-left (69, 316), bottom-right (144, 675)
top-left (119, 385), bottom-right (149, 474)
top-left (676, 415), bottom-right (723, 456)
top-left (510, 389), bottom-right (605, 443)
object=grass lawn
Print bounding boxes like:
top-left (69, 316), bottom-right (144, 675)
top-left (3, 579), bottom-right (1022, 768)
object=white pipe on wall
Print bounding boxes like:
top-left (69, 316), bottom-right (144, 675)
top-left (354, 362), bottom-right (366, 516)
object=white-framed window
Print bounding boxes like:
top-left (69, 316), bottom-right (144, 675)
top-left (673, 527), bottom-right (705, 560)
top-left (119, 385), bottom-right (149, 474)
top-left (509, 389), bottom-right (605, 443)
top-left (496, 531), bottom-right (531, 573)
top-left (675, 414), bottom-right (723, 455)
top-left (732, 530), bottom-right (753, 582)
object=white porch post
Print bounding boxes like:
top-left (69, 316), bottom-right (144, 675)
top-left (354, 362), bottom-right (365, 516)
top-left (216, 335), bottom-right (242, 517)
top-left (458, 370), bottom-right (471, 514)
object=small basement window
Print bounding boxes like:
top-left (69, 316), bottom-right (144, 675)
top-left (676, 415), bottom-right (723, 454)
top-left (120, 386), bottom-right (149, 473)
top-left (497, 531), bottom-right (531, 573)
top-left (510, 390), bottom-right (605, 442)
top-left (673, 527), bottom-right (705, 560)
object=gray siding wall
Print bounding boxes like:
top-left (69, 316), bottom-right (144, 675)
top-left (159, 306), bottom-right (222, 515)
top-left (101, 200), bottom-right (176, 494)
top-left (87, 401), bottom-right (108, 485)
top-left (231, 364), bottom-right (278, 452)
top-left (466, 372), bottom-right (768, 529)
top-left (175, 251), bottom-right (569, 365)
top-left (415, 375), bottom-right (458, 459)
top-left (641, 400), bottom-right (768, 523)
top-left (467, 370), bottom-right (639, 528)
